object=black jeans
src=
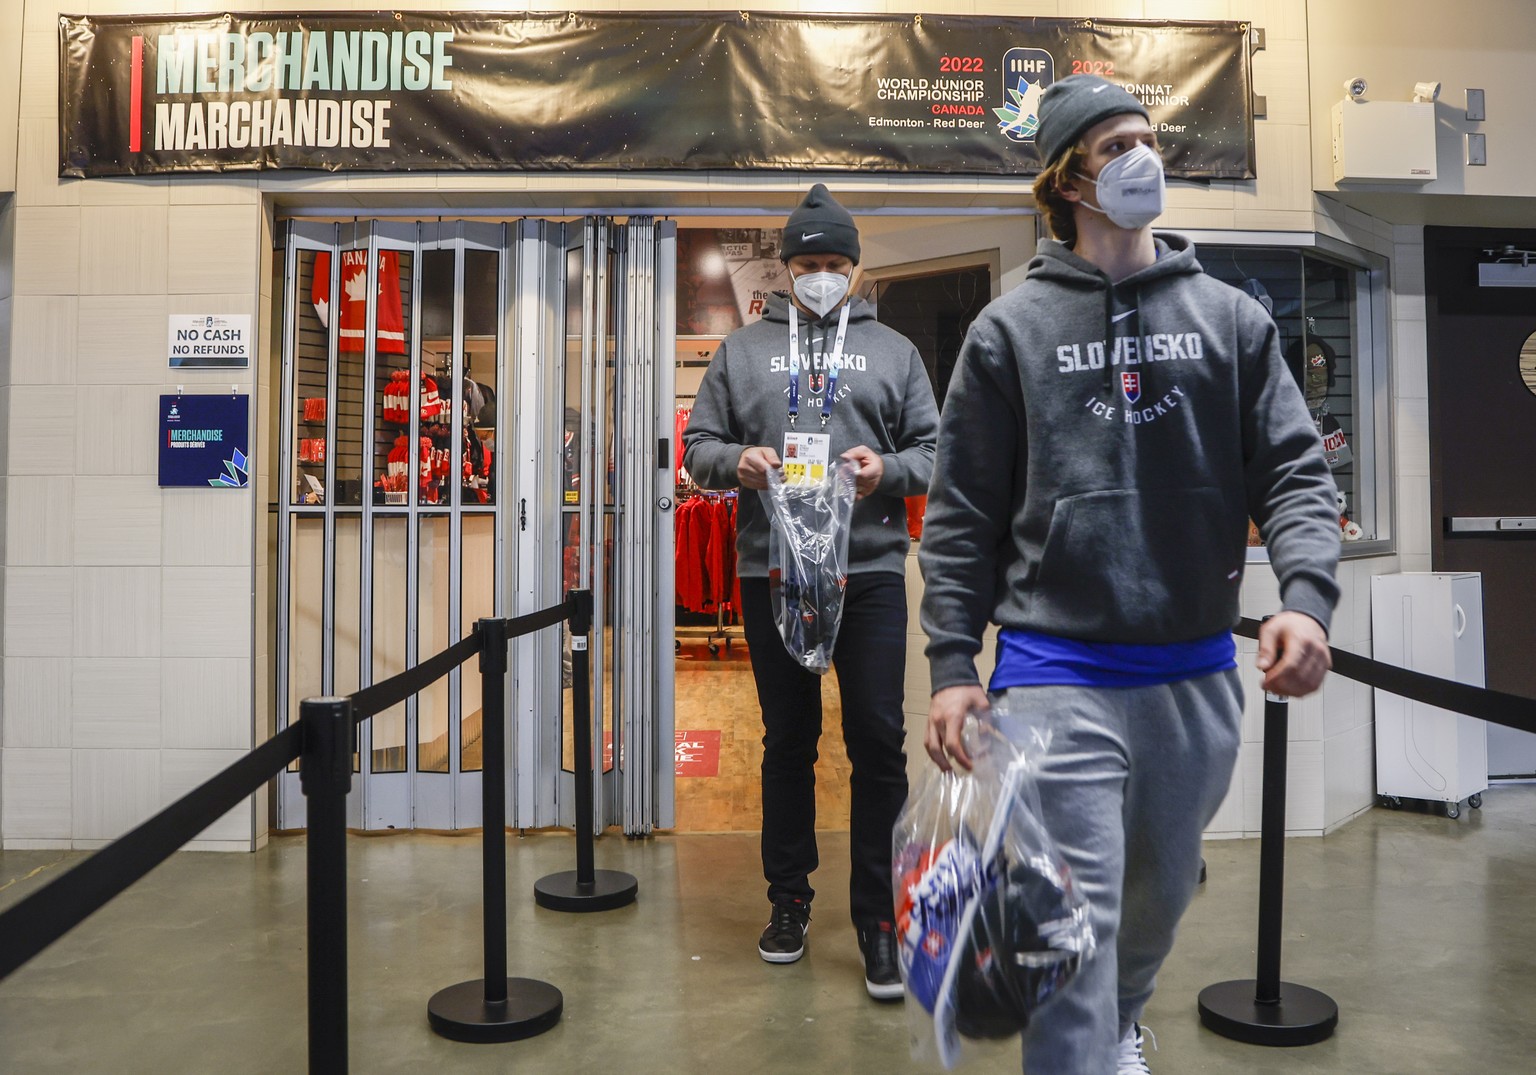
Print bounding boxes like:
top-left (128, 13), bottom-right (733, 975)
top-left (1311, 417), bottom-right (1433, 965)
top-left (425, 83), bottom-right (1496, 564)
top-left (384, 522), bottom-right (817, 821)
top-left (739, 572), bottom-right (909, 927)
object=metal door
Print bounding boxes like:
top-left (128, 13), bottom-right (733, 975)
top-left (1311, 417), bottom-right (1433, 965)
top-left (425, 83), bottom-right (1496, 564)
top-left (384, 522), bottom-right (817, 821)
top-left (276, 220), bottom-right (511, 829)
top-left (509, 217), bottom-right (676, 835)
top-left (1425, 226), bottom-right (1536, 776)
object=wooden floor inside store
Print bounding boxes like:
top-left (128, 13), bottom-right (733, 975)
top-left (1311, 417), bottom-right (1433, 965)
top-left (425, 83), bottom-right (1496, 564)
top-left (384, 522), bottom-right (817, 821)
top-left (672, 638), bottom-right (853, 833)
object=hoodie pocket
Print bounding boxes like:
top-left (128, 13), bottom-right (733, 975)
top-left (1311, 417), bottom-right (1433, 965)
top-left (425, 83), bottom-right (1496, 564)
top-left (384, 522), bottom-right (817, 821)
top-left (1032, 488), bottom-right (1240, 638)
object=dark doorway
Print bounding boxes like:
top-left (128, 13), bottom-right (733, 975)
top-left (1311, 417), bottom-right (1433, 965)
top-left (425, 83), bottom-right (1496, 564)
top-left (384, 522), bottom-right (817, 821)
top-left (871, 265), bottom-right (991, 411)
top-left (1424, 226), bottom-right (1536, 775)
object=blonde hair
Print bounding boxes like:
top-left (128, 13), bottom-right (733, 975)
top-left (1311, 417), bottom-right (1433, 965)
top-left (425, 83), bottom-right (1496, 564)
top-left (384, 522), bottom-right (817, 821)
top-left (1031, 145), bottom-right (1087, 246)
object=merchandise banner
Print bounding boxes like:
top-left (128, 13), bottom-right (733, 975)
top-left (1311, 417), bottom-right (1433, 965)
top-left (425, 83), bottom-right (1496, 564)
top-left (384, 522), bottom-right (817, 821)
top-left (61, 12), bottom-right (1254, 178)
top-left (159, 393), bottom-right (251, 488)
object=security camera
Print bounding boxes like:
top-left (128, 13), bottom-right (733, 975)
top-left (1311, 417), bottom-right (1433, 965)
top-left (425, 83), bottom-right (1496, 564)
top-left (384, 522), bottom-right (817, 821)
top-left (1344, 77), bottom-right (1368, 100)
top-left (1412, 80), bottom-right (1442, 103)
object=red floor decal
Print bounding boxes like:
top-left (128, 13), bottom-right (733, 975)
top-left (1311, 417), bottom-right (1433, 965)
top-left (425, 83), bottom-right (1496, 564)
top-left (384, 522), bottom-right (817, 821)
top-left (675, 731), bottom-right (722, 777)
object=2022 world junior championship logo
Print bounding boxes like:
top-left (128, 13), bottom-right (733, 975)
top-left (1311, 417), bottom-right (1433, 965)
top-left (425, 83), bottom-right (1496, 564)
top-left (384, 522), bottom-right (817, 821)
top-left (994, 47), bottom-right (1055, 143)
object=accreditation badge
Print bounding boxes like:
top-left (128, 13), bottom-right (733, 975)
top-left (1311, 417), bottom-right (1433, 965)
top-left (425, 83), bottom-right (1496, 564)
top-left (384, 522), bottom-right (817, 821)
top-left (781, 432), bottom-right (831, 486)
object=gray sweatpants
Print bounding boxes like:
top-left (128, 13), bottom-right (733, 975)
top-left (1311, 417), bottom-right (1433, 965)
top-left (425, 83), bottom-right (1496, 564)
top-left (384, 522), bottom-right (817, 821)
top-left (1000, 670), bottom-right (1243, 1075)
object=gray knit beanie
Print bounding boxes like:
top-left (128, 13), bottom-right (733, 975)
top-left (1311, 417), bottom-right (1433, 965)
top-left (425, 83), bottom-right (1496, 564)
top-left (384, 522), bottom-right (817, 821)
top-left (1036, 75), bottom-right (1150, 166)
top-left (780, 184), bottom-right (860, 264)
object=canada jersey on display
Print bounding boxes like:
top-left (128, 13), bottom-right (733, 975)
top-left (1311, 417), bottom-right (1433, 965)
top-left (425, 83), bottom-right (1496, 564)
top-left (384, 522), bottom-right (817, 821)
top-left (60, 12), bottom-right (1254, 178)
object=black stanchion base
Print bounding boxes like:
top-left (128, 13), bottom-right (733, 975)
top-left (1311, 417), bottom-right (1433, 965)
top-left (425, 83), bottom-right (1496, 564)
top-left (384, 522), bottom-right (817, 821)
top-left (427, 978), bottom-right (563, 1044)
top-left (1198, 980), bottom-right (1338, 1046)
top-left (533, 869), bottom-right (639, 912)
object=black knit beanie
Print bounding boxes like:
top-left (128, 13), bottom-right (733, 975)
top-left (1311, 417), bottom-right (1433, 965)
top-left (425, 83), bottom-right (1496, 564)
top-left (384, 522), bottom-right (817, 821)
top-left (780, 184), bottom-right (860, 264)
top-left (1036, 74), bottom-right (1150, 166)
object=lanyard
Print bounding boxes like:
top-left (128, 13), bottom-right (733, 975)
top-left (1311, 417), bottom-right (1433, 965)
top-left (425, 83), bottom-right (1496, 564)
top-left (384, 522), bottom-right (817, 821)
top-left (787, 302), bottom-right (851, 427)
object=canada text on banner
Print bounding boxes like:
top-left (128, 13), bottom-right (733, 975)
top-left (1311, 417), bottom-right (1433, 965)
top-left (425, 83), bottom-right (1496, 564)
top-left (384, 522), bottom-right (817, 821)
top-left (60, 12), bottom-right (1255, 179)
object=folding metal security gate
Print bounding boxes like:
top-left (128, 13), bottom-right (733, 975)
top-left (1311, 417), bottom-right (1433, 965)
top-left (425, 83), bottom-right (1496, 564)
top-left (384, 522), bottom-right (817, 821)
top-left (276, 217), bottom-right (675, 835)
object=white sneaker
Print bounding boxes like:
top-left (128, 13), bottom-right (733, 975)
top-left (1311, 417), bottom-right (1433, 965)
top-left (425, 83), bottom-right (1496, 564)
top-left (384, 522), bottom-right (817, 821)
top-left (1116, 1022), bottom-right (1156, 1074)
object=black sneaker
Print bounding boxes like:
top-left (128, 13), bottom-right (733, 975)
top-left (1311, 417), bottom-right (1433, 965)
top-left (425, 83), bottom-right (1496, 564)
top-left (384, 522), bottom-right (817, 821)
top-left (858, 921), bottom-right (904, 1000)
top-left (758, 899), bottom-right (810, 964)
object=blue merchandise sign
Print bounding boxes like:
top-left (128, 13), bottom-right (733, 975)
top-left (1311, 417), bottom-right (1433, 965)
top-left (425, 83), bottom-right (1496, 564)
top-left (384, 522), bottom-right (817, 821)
top-left (159, 393), bottom-right (250, 488)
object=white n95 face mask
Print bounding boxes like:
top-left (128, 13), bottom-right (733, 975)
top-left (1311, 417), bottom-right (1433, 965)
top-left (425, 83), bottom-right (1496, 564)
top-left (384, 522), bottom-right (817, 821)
top-left (792, 271), bottom-right (851, 317)
top-left (1076, 143), bottom-right (1166, 231)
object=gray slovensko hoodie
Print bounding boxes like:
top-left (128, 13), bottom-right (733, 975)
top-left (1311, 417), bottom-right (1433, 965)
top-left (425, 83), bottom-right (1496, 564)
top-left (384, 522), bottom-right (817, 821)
top-left (683, 293), bottom-right (939, 577)
top-left (920, 235), bottom-right (1341, 693)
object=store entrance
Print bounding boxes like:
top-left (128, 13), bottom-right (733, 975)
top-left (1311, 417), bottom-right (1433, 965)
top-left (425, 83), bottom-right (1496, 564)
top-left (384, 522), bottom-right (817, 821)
top-left (274, 218), bottom-right (677, 833)
top-left (667, 225), bottom-right (997, 833)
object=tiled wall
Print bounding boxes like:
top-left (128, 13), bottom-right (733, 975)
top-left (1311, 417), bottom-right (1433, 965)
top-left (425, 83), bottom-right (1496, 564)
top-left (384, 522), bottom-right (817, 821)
top-left (2, 5), bottom-right (265, 849)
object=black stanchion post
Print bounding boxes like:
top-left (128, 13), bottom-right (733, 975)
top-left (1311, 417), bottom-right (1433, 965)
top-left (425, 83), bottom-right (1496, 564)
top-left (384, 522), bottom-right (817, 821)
top-left (534, 589), bottom-right (639, 913)
top-left (428, 618), bottom-right (563, 1043)
top-left (299, 696), bottom-right (355, 1074)
top-left (1198, 691), bottom-right (1339, 1046)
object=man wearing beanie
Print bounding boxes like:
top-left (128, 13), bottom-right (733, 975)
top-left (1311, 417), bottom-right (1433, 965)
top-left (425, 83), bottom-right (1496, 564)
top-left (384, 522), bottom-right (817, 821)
top-left (919, 75), bottom-right (1340, 1072)
top-left (684, 184), bottom-right (939, 1000)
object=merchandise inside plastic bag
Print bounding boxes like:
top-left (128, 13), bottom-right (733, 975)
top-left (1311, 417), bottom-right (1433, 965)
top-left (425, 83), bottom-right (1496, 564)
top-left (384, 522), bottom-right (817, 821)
top-left (893, 704), bottom-right (1097, 1069)
top-left (760, 459), bottom-right (857, 674)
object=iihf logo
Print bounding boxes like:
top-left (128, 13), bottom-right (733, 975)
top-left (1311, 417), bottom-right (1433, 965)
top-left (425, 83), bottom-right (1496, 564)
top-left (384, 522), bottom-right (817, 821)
top-left (1121, 372), bottom-right (1142, 403)
top-left (995, 48), bottom-right (1055, 143)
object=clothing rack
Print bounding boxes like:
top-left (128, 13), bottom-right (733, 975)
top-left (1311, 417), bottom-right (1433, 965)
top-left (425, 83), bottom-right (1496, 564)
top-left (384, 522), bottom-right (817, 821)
top-left (674, 486), bottom-right (744, 658)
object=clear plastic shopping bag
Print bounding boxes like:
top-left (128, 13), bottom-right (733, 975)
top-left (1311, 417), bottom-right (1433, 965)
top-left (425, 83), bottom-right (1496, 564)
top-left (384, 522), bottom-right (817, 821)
top-left (760, 459), bottom-right (857, 674)
top-left (893, 703), bottom-right (1097, 1069)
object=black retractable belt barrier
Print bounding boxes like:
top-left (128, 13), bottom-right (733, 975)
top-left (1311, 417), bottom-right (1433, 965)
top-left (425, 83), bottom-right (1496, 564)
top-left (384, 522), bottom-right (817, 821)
top-left (299, 697), bottom-right (356, 1073)
top-left (1198, 690), bottom-right (1339, 1046)
top-left (0, 721), bottom-right (304, 982)
top-left (534, 589), bottom-right (639, 913)
top-left (428, 618), bottom-right (563, 1043)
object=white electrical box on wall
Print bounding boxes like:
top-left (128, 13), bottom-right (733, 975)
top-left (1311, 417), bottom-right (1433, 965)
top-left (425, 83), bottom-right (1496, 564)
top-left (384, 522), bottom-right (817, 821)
top-left (1332, 100), bottom-right (1437, 183)
top-left (1371, 573), bottom-right (1487, 814)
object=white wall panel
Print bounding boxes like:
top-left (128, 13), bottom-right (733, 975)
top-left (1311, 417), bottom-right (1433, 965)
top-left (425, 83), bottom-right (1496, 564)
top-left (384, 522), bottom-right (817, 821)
top-left (12, 207), bottom-right (81, 295)
top-left (71, 747), bottom-right (160, 841)
top-left (15, 118), bottom-right (76, 208)
top-left (161, 657), bottom-right (252, 749)
top-left (73, 657), bottom-right (162, 748)
top-left (8, 385), bottom-right (75, 474)
top-left (11, 294), bottom-right (78, 385)
top-left (1, 749), bottom-right (72, 842)
top-left (79, 177), bottom-right (170, 208)
top-left (167, 206), bottom-right (261, 294)
top-left (161, 567), bottom-right (252, 658)
top-left (77, 295), bottom-right (171, 385)
top-left (3, 566), bottom-right (74, 657)
top-left (80, 206), bottom-right (169, 296)
top-left (7, 475), bottom-right (74, 565)
top-left (160, 749), bottom-right (253, 842)
top-left (74, 475), bottom-right (163, 565)
top-left (75, 385), bottom-right (158, 475)
top-left (3, 657), bottom-right (73, 749)
top-left (162, 489), bottom-right (254, 567)
top-left (74, 566), bottom-right (161, 658)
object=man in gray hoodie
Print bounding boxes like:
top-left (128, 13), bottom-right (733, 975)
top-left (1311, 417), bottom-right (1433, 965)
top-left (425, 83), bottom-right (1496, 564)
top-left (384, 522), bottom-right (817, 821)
top-left (684, 184), bottom-right (939, 999)
top-left (920, 76), bottom-right (1340, 1073)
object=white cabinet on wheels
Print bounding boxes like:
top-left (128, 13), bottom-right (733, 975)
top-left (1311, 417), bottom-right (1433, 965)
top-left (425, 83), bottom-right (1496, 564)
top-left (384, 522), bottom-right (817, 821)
top-left (1371, 572), bottom-right (1488, 818)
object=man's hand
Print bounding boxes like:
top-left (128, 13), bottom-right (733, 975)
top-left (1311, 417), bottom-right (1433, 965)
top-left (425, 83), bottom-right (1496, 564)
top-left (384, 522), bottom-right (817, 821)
top-left (926, 684), bottom-right (990, 773)
top-left (1256, 611), bottom-right (1332, 697)
top-left (736, 445), bottom-right (782, 490)
top-left (840, 445), bottom-right (884, 500)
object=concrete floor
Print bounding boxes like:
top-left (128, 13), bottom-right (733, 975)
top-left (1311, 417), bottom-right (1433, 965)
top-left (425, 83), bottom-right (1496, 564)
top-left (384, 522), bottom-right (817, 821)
top-left (3, 788), bottom-right (1534, 1074)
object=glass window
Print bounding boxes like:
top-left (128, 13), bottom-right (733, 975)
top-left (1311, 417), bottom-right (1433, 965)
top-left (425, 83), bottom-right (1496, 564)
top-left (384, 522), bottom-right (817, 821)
top-left (417, 514), bottom-right (451, 774)
top-left (1202, 246), bottom-right (1383, 552)
top-left (293, 249), bottom-right (329, 506)
top-left (371, 516), bottom-right (409, 773)
top-left (463, 249), bottom-right (499, 507)
top-left (460, 514), bottom-right (496, 772)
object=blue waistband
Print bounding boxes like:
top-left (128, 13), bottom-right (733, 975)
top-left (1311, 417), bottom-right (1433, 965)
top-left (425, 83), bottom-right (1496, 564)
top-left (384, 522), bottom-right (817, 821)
top-left (989, 628), bottom-right (1237, 690)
